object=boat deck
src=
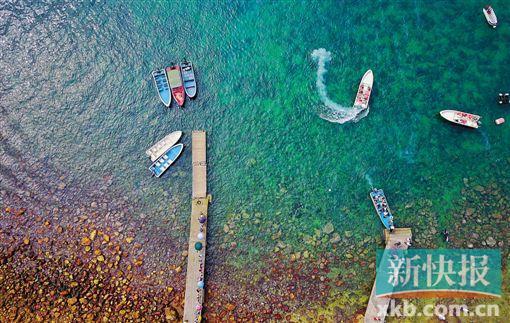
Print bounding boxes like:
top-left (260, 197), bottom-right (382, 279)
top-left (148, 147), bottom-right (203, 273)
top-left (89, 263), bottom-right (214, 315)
top-left (364, 228), bottom-right (412, 323)
top-left (183, 131), bottom-right (210, 323)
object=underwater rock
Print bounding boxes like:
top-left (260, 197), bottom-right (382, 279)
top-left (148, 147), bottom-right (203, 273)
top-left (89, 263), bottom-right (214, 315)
top-left (486, 237), bottom-right (497, 247)
top-left (323, 223), bottom-right (334, 235)
top-left (465, 208), bottom-right (475, 217)
top-left (329, 233), bottom-right (341, 244)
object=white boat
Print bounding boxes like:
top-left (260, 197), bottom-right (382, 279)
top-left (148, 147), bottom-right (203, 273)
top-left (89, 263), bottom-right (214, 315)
top-left (440, 110), bottom-right (481, 129)
top-left (483, 6), bottom-right (498, 28)
top-left (146, 131), bottom-right (183, 161)
top-left (353, 70), bottom-right (373, 110)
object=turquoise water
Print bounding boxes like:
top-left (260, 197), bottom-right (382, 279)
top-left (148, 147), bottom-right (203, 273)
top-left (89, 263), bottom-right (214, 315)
top-left (1, 0), bottom-right (509, 319)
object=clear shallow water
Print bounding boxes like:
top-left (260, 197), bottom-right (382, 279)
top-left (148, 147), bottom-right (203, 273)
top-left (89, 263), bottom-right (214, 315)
top-left (1, 0), bottom-right (510, 318)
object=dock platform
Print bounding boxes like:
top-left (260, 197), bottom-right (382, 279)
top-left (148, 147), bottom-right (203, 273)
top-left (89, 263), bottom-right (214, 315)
top-left (364, 228), bottom-right (412, 323)
top-left (183, 131), bottom-right (210, 323)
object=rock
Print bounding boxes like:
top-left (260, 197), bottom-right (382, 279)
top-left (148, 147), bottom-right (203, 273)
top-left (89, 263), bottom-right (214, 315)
top-left (223, 224), bottom-right (230, 233)
top-left (344, 231), bottom-right (353, 238)
top-left (492, 213), bottom-right (502, 220)
top-left (465, 208), bottom-right (475, 216)
top-left (164, 307), bottom-right (177, 321)
top-left (225, 303), bottom-right (236, 311)
top-left (486, 237), bottom-right (497, 247)
top-left (90, 202), bottom-right (97, 208)
top-left (303, 251), bottom-right (309, 259)
top-left (90, 230), bottom-right (97, 241)
top-left (329, 233), bottom-right (341, 244)
top-left (81, 237), bottom-right (91, 246)
top-left (125, 237), bottom-right (134, 243)
top-left (467, 243), bottom-right (474, 248)
top-left (323, 222), bottom-right (334, 235)
top-left (473, 185), bottom-right (484, 193)
top-left (57, 182), bottom-right (66, 190)
top-left (67, 297), bottom-right (78, 306)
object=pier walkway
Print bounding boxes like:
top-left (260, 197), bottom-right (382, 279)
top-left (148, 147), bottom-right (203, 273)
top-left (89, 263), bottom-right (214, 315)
top-left (364, 228), bottom-right (412, 323)
top-left (183, 131), bottom-right (210, 323)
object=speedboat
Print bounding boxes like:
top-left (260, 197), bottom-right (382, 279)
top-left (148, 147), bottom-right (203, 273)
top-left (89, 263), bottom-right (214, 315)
top-left (149, 144), bottom-right (184, 178)
top-left (353, 70), bottom-right (373, 110)
top-left (152, 69), bottom-right (171, 107)
top-left (483, 5), bottom-right (498, 28)
top-left (180, 61), bottom-right (197, 99)
top-left (369, 189), bottom-right (395, 231)
top-left (145, 131), bottom-right (182, 162)
top-left (440, 110), bottom-right (481, 129)
top-left (166, 65), bottom-right (185, 107)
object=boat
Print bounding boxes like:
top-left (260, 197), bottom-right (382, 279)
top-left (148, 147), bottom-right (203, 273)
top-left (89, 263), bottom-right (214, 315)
top-left (149, 143), bottom-right (184, 178)
top-left (353, 70), bottom-right (373, 110)
top-left (152, 69), bottom-right (172, 107)
top-left (369, 188), bottom-right (395, 231)
top-left (483, 5), bottom-right (498, 28)
top-left (166, 65), bottom-right (185, 107)
top-left (180, 61), bottom-right (197, 99)
top-left (145, 131), bottom-right (183, 162)
top-left (440, 110), bottom-right (481, 129)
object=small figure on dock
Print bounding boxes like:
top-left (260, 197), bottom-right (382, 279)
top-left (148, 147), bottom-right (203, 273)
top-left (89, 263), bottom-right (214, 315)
top-left (498, 93), bottom-right (509, 105)
top-left (443, 229), bottom-right (450, 243)
top-left (405, 237), bottom-right (412, 247)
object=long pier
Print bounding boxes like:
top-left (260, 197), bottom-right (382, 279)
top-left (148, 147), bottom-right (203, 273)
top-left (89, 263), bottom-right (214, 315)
top-left (364, 228), bottom-right (412, 323)
top-left (183, 131), bottom-right (210, 323)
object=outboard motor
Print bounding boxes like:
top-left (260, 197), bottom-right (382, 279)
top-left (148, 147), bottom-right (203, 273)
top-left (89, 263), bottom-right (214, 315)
top-left (498, 93), bottom-right (510, 105)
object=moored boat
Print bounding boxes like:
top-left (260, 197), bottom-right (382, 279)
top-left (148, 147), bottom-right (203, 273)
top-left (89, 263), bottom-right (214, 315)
top-left (180, 60), bottom-right (197, 99)
top-left (369, 188), bottom-right (395, 231)
top-left (152, 69), bottom-right (171, 107)
top-left (166, 65), bottom-right (185, 107)
top-left (483, 5), bottom-right (498, 28)
top-left (353, 70), bottom-right (373, 110)
top-left (440, 110), bottom-right (481, 129)
top-left (149, 143), bottom-right (184, 178)
top-left (145, 131), bottom-right (183, 162)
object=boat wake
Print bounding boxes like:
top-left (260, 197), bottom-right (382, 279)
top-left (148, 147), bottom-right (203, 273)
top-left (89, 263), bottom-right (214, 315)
top-left (364, 172), bottom-right (375, 188)
top-left (311, 48), bottom-right (369, 124)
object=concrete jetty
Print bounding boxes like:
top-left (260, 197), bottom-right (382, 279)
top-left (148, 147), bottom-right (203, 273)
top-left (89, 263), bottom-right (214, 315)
top-left (364, 228), bottom-right (412, 323)
top-left (183, 131), bottom-right (211, 323)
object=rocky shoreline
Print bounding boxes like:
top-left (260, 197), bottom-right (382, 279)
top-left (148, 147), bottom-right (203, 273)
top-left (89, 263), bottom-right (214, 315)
top-left (0, 152), bottom-right (508, 321)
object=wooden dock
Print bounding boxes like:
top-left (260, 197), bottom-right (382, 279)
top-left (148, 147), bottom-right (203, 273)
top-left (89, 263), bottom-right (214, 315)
top-left (183, 131), bottom-right (210, 323)
top-left (364, 228), bottom-right (412, 323)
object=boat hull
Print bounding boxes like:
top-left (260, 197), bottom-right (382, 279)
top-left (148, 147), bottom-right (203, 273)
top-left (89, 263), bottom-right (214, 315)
top-left (149, 143), bottom-right (184, 178)
top-left (146, 131), bottom-right (183, 161)
top-left (353, 70), bottom-right (373, 110)
top-left (152, 69), bottom-right (172, 107)
top-left (180, 61), bottom-right (197, 99)
top-left (369, 189), bottom-right (395, 230)
top-left (483, 7), bottom-right (497, 27)
top-left (166, 66), bottom-right (185, 107)
top-left (440, 110), bottom-right (480, 129)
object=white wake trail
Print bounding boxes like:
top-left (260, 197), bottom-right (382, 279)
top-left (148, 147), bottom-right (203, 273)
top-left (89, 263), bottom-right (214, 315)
top-left (311, 48), bottom-right (369, 124)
